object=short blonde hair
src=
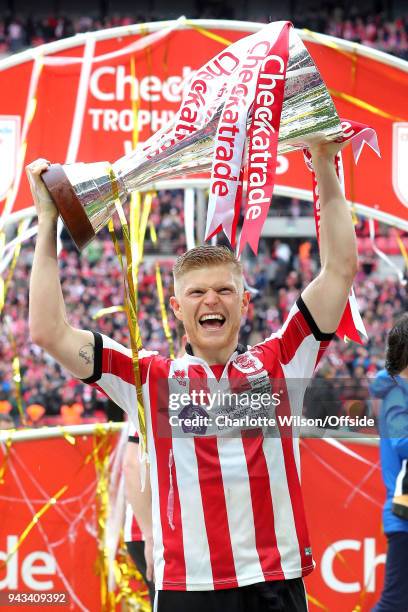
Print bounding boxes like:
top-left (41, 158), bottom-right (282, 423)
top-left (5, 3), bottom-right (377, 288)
top-left (173, 245), bottom-right (243, 288)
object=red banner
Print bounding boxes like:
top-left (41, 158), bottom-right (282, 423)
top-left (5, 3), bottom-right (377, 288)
top-left (0, 22), bottom-right (407, 229)
top-left (0, 432), bottom-right (385, 611)
top-left (303, 438), bottom-right (385, 611)
top-left (0, 433), bottom-right (100, 610)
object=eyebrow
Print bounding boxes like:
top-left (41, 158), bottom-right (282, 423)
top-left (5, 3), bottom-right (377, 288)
top-left (185, 282), bottom-right (237, 293)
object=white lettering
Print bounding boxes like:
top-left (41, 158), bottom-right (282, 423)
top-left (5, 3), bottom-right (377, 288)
top-left (0, 535), bottom-right (18, 589)
top-left (89, 66), bottom-right (115, 101)
top-left (364, 538), bottom-right (386, 593)
top-left (0, 536), bottom-right (56, 590)
top-left (321, 538), bottom-right (385, 594)
top-left (90, 65), bottom-right (193, 104)
top-left (162, 75), bottom-right (182, 103)
top-left (116, 65), bottom-right (136, 101)
top-left (89, 108), bottom-right (103, 130)
top-left (139, 75), bottom-right (161, 102)
top-left (88, 109), bottom-right (176, 133)
top-left (321, 539), bottom-right (361, 593)
top-left (103, 109), bottom-right (119, 131)
top-left (118, 109), bottom-right (133, 132)
top-left (22, 552), bottom-right (56, 591)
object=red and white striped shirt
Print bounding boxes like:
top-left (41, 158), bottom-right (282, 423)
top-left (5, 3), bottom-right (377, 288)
top-left (83, 297), bottom-right (333, 591)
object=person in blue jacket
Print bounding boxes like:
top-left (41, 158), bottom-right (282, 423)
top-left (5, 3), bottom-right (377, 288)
top-left (371, 313), bottom-right (408, 612)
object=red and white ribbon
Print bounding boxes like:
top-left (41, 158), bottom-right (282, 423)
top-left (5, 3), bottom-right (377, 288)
top-left (146, 34), bottom-right (251, 159)
top-left (337, 119), bottom-right (380, 163)
top-left (205, 22), bottom-right (291, 250)
top-left (141, 21), bottom-right (292, 251)
top-left (303, 119), bottom-right (380, 342)
top-left (238, 24), bottom-right (290, 254)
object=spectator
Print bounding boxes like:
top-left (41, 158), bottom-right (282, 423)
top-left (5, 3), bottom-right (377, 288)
top-left (0, 414), bottom-right (14, 429)
top-left (1, 10), bottom-right (407, 59)
top-left (370, 314), bottom-right (408, 611)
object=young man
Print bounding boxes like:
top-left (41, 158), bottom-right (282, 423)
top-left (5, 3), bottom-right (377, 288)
top-left (27, 140), bottom-right (357, 612)
top-left (370, 314), bottom-right (408, 612)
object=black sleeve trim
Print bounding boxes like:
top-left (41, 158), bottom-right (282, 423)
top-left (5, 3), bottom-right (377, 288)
top-left (296, 296), bottom-right (335, 341)
top-left (80, 331), bottom-right (103, 384)
top-left (128, 435), bottom-right (140, 444)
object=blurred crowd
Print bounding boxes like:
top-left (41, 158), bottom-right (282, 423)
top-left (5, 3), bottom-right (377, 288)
top-left (290, 8), bottom-right (408, 58)
top-left (0, 188), bottom-right (406, 429)
top-left (0, 8), bottom-right (407, 59)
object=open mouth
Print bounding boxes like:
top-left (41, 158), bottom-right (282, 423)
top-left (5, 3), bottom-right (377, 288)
top-left (198, 313), bottom-right (226, 330)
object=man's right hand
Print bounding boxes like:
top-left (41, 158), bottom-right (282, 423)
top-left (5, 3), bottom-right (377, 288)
top-left (26, 159), bottom-right (58, 221)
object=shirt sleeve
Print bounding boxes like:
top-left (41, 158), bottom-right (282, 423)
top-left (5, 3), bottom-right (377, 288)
top-left (257, 296), bottom-right (334, 379)
top-left (384, 389), bottom-right (408, 459)
top-left (80, 331), bottom-right (156, 434)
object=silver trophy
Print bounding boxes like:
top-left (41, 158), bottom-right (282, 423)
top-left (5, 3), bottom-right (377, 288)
top-left (42, 27), bottom-right (343, 249)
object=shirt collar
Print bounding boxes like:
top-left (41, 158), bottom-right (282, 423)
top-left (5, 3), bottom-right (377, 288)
top-left (185, 342), bottom-right (247, 357)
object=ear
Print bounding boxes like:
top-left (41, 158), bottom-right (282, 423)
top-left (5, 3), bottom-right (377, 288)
top-left (241, 290), bottom-right (251, 316)
top-left (170, 295), bottom-right (183, 321)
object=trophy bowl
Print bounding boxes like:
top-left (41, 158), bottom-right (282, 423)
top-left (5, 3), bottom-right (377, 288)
top-left (42, 24), bottom-right (343, 250)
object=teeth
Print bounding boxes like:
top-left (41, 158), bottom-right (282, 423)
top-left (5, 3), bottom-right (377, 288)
top-left (199, 314), bottom-right (225, 322)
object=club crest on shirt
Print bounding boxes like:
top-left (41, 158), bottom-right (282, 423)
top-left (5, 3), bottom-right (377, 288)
top-left (178, 404), bottom-right (209, 435)
top-left (232, 352), bottom-right (264, 375)
top-left (172, 369), bottom-right (187, 387)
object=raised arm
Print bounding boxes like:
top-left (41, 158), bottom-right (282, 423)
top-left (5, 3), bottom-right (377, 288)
top-left (27, 159), bottom-right (95, 379)
top-left (301, 142), bottom-right (358, 333)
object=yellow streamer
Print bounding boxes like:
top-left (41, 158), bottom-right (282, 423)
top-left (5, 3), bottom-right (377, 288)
top-left (396, 232), bottom-right (408, 269)
top-left (0, 231), bottom-right (5, 312)
top-left (0, 424), bottom-right (148, 606)
top-left (150, 220), bottom-right (175, 358)
top-left (138, 193), bottom-right (153, 264)
top-left (57, 427), bottom-right (76, 446)
top-left (0, 426), bottom-right (114, 572)
top-left (0, 433), bottom-right (14, 485)
top-left (12, 356), bottom-right (25, 425)
top-left (1, 221), bottom-right (26, 316)
top-left (295, 29), bottom-right (407, 123)
top-left (149, 221), bottom-right (157, 244)
top-left (307, 593), bottom-right (329, 611)
top-left (329, 88), bottom-right (407, 122)
top-left (155, 263), bottom-right (175, 359)
top-left (4, 321), bottom-right (26, 426)
top-left (112, 538), bottom-right (151, 610)
top-left (93, 305), bottom-right (126, 320)
top-left (92, 427), bottom-right (113, 611)
top-left (130, 191), bottom-right (141, 289)
top-left (107, 169), bottom-right (146, 453)
top-left (303, 28), bottom-right (358, 60)
top-left (0, 484), bottom-right (68, 568)
top-left (185, 21), bottom-right (232, 46)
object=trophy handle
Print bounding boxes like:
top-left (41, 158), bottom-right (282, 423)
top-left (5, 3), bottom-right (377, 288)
top-left (42, 164), bottom-right (96, 250)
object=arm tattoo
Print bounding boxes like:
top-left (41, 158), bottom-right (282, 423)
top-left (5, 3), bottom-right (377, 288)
top-left (79, 343), bottom-right (94, 366)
